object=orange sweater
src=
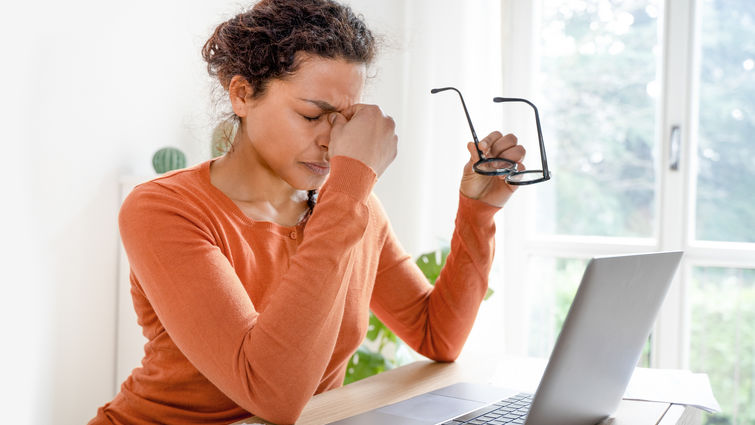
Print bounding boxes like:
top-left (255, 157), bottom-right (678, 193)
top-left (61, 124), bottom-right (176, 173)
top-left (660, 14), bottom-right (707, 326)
top-left (89, 156), bottom-right (499, 425)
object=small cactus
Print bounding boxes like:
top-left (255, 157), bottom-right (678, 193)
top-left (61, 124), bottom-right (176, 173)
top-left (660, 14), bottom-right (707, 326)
top-left (152, 147), bottom-right (186, 174)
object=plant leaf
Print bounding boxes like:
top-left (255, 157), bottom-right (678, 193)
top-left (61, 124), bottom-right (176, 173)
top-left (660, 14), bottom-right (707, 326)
top-left (343, 345), bottom-right (391, 385)
top-left (485, 287), bottom-right (495, 300)
top-left (415, 246), bottom-right (449, 285)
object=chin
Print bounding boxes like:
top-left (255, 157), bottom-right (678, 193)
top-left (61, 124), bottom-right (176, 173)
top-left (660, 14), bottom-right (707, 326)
top-left (305, 176), bottom-right (328, 191)
top-left (289, 173), bottom-right (328, 192)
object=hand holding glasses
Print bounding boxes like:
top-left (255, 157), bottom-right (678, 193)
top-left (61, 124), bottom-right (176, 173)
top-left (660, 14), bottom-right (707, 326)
top-left (431, 87), bottom-right (551, 185)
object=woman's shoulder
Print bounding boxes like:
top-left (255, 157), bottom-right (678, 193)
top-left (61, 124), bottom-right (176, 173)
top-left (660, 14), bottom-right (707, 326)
top-left (121, 160), bottom-right (216, 220)
top-left (117, 162), bottom-right (222, 257)
top-left (140, 160), bottom-right (209, 194)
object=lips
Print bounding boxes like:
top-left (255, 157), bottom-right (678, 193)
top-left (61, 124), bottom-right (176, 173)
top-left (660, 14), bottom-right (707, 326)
top-left (303, 162), bottom-right (330, 176)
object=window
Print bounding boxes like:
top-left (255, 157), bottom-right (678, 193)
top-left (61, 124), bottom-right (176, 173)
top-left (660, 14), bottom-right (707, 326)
top-left (496, 1), bottom-right (755, 423)
top-left (690, 267), bottom-right (755, 424)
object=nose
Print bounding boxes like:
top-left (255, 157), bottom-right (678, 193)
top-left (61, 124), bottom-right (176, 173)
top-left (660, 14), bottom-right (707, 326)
top-left (315, 121), bottom-right (331, 151)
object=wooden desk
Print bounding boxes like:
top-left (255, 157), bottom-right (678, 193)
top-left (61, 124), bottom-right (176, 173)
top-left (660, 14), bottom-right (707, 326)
top-left (234, 359), bottom-right (702, 425)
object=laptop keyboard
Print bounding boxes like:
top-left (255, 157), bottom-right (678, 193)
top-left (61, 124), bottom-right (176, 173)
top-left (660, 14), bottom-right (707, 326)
top-left (441, 393), bottom-right (533, 425)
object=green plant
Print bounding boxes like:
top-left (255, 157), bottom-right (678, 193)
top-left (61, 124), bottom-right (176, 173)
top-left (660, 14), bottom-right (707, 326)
top-left (344, 246), bottom-right (494, 385)
top-left (152, 147), bottom-right (186, 174)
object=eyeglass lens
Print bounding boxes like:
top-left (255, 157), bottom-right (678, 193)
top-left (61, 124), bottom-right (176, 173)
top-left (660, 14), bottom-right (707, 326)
top-left (474, 158), bottom-right (517, 175)
top-left (506, 169), bottom-right (549, 184)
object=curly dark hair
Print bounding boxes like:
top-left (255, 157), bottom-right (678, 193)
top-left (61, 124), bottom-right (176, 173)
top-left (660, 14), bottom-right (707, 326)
top-left (202, 0), bottom-right (376, 98)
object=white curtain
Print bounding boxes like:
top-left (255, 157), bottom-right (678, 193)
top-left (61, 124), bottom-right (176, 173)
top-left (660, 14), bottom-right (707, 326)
top-left (355, 0), bottom-right (505, 256)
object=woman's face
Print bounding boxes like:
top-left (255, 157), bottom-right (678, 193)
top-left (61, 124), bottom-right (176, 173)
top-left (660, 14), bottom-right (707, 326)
top-left (236, 54), bottom-right (367, 191)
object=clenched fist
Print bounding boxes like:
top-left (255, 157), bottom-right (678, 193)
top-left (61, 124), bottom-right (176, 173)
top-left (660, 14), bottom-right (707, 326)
top-left (327, 104), bottom-right (398, 178)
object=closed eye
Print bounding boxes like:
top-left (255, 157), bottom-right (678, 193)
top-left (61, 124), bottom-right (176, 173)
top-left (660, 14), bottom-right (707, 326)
top-left (302, 114), bottom-right (322, 122)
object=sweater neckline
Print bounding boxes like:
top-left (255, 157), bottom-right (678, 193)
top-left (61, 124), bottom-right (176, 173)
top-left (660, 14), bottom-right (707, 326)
top-left (199, 158), bottom-right (307, 233)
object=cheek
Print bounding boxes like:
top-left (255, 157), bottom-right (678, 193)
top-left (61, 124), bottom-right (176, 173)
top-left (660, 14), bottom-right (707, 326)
top-left (245, 107), bottom-right (323, 159)
top-left (279, 118), bottom-right (323, 151)
top-left (249, 119), bottom-right (314, 162)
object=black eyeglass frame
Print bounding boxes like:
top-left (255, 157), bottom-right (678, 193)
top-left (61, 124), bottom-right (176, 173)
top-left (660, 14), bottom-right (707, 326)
top-left (431, 87), bottom-right (551, 185)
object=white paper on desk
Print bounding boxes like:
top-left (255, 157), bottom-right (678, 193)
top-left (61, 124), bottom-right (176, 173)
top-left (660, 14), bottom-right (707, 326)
top-left (490, 357), bottom-right (720, 413)
top-left (623, 367), bottom-right (721, 413)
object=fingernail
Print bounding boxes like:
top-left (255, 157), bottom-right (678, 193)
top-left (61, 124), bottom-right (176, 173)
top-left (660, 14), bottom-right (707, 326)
top-left (328, 113), bottom-right (337, 124)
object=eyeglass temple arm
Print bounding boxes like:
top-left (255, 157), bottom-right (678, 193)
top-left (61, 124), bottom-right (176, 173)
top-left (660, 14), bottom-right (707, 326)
top-left (431, 87), bottom-right (486, 159)
top-left (493, 97), bottom-right (550, 178)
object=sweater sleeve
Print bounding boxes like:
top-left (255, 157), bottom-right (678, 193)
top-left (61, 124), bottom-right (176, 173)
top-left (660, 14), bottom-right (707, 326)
top-left (370, 193), bottom-right (500, 361)
top-left (118, 156), bottom-right (376, 424)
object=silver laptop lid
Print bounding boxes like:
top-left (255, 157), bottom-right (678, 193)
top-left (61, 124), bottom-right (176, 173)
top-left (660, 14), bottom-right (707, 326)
top-left (524, 251), bottom-right (683, 425)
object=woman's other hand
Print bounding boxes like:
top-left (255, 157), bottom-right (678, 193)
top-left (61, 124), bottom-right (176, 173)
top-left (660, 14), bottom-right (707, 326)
top-left (460, 131), bottom-right (525, 208)
top-left (327, 104), bottom-right (398, 178)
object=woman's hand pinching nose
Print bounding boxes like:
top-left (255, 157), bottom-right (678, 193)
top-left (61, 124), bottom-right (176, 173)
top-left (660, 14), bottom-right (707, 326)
top-left (327, 104), bottom-right (398, 178)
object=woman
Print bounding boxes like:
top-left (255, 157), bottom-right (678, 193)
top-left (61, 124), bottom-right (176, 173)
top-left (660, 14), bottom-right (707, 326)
top-left (89, 0), bottom-right (524, 424)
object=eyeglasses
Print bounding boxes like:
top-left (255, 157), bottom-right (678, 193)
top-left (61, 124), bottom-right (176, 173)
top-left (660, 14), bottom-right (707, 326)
top-left (431, 87), bottom-right (551, 185)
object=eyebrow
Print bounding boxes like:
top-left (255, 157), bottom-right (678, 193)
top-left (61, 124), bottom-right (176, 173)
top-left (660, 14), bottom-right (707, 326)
top-left (299, 98), bottom-right (339, 113)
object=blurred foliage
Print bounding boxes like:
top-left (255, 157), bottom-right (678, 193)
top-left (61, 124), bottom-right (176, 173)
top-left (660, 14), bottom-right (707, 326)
top-left (537, 1), bottom-right (754, 423)
top-left (694, 0), bottom-right (755, 243)
top-left (343, 246), bottom-right (494, 385)
top-left (538, 0), bottom-right (755, 242)
top-left (690, 267), bottom-right (755, 425)
top-left (526, 258), bottom-right (585, 358)
top-left (538, 0), bottom-right (659, 238)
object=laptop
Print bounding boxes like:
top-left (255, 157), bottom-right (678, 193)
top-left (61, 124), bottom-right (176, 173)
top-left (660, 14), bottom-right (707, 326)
top-left (330, 251), bottom-right (683, 425)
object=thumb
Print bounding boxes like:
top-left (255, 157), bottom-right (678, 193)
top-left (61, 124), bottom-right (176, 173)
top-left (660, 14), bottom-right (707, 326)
top-left (328, 112), bottom-right (347, 128)
top-left (467, 141), bottom-right (484, 163)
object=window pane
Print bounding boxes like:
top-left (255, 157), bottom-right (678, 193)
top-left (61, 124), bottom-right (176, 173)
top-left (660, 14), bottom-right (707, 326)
top-left (537, 0), bottom-right (660, 237)
top-left (526, 257), bottom-right (586, 358)
top-left (690, 267), bottom-right (755, 425)
top-left (695, 0), bottom-right (755, 243)
top-left (526, 256), bottom-right (652, 367)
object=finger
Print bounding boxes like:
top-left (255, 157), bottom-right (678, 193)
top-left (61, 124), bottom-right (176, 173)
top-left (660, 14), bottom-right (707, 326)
top-left (478, 131), bottom-right (504, 153)
top-left (328, 111), bottom-right (347, 125)
top-left (467, 141), bottom-right (482, 163)
top-left (339, 103), bottom-right (366, 120)
top-left (488, 133), bottom-right (518, 158)
top-left (499, 145), bottom-right (526, 164)
top-left (328, 112), bottom-right (348, 132)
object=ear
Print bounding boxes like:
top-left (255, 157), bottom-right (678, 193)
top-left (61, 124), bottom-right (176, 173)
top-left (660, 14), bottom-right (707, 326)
top-left (228, 75), bottom-right (253, 118)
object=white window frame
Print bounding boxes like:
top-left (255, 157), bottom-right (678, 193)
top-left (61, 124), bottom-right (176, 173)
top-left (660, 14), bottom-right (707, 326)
top-left (498, 0), bottom-right (755, 370)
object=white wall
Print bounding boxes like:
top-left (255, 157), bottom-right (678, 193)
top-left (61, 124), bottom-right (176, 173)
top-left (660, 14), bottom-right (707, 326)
top-left (0, 1), bottom-right (503, 423)
top-left (0, 1), bottom-right (250, 423)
